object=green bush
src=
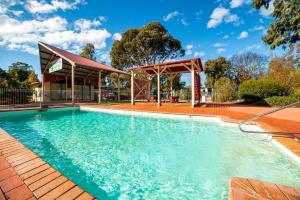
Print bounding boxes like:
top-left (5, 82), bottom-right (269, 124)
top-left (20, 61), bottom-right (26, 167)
top-left (213, 77), bottom-right (237, 102)
top-left (264, 95), bottom-right (300, 107)
top-left (238, 79), bottom-right (288, 102)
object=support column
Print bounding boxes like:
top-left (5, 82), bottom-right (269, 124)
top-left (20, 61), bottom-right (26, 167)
top-left (191, 66), bottom-right (195, 108)
top-left (41, 73), bottom-right (45, 103)
top-left (98, 71), bottom-right (102, 104)
top-left (157, 67), bottom-right (161, 106)
top-left (65, 76), bottom-right (68, 102)
top-left (131, 71), bottom-right (135, 105)
top-left (117, 74), bottom-right (120, 102)
top-left (71, 64), bottom-right (75, 105)
top-left (169, 74), bottom-right (174, 96)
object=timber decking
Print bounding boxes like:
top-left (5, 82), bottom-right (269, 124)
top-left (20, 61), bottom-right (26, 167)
top-left (230, 177), bottom-right (300, 200)
top-left (0, 129), bottom-right (95, 200)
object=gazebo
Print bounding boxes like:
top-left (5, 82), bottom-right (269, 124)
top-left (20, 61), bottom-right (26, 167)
top-left (38, 42), bottom-right (128, 105)
top-left (128, 58), bottom-right (204, 107)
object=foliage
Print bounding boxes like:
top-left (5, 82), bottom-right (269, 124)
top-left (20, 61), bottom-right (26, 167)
top-left (252, 0), bottom-right (300, 49)
top-left (204, 57), bottom-right (232, 87)
top-left (80, 43), bottom-right (96, 61)
top-left (267, 44), bottom-right (300, 92)
top-left (110, 22), bottom-right (185, 70)
top-left (264, 94), bottom-right (300, 107)
top-left (230, 52), bottom-right (268, 85)
top-left (0, 62), bottom-right (38, 89)
top-left (213, 77), bottom-right (237, 102)
top-left (238, 79), bottom-right (288, 102)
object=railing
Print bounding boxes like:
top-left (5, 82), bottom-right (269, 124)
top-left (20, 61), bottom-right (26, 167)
top-left (238, 100), bottom-right (300, 141)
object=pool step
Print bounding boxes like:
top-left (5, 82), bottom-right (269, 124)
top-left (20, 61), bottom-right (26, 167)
top-left (230, 177), bottom-right (300, 200)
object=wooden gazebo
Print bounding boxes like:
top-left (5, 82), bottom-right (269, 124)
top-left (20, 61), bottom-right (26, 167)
top-left (128, 58), bottom-right (204, 107)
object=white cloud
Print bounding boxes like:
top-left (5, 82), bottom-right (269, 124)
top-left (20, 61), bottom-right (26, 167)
top-left (250, 25), bottom-right (264, 31)
top-left (113, 33), bottom-right (122, 41)
top-left (217, 48), bottom-right (226, 53)
top-left (246, 44), bottom-right (262, 50)
top-left (0, 13), bottom-right (111, 55)
top-left (214, 43), bottom-right (226, 47)
top-left (230, 0), bottom-right (251, 8)
top-left (74, 18), bottom-right (101, 30)
top-left (194, 51), bottom-right (205, 57)
top-left (180, 18), bottom-right (189, 26)
top-left (207, 7), bottom-right (241, 28)
top-left (259, 0), bottom-right (274, 17)
top-left (163, 11), bottom-right (180, 21)
top-left (186, 44), bottom-right (193, 55)
top-left (25, 0), bottom-right (83, 14)
top-left (237, 31), bottom-right (248, 39)
top-left (223, 35), bottom-right (229, 39)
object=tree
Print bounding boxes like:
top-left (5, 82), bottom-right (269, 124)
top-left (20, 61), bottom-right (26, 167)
top-left (7, 62), bottom-right (38, 89)
top-left (204, 57), bottom-right (232, 88)
top-left (213, 77), bottom-right (237, 102)
top-left (0, 67), bottom-right (8, 88)
top-left (267, 46), bottom-right (300, 92)
top-left (230, 52), bottom-right (268, 85)
top-left (80, 43), bottom-right (96, 61)
top-left (110, 21), bottom-right (185, 70)
top-left (253, 0), bottom-right (300, 49)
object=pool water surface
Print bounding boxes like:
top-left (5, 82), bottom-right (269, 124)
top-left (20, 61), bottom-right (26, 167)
top-left (0, 108), bottom-right (299, 199)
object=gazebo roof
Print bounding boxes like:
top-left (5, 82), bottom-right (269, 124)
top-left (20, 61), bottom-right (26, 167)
top-left (128, 58), bottom-right (203, 75)
top-left (38, 42), bottom-right (127, 80)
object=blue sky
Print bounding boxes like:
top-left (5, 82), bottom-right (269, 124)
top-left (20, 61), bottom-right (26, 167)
top-left (0, 0), bottom-right (279, 82)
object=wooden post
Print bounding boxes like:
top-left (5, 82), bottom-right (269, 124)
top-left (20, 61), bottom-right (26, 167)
top-left (131, 71), bottom-right (135, 105)
top-left (41, 73), bottom-right (44, 103)
top-left (117, 74), bottom-right (120, 102)
top-left (71, 64), bottom-right (75, 105)
top-left (65, 76), bottom-right (68, 102)
top-left (169, 74), bottom-right (174, 96)
top-left (191, 65), bottom-right (195, 108)
top-left (157, 67), bottom-right (161, 106)
top-left (98, 71), bottom-right (102, 104)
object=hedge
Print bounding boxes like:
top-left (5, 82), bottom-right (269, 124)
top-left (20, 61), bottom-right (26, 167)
top-left (238, 79), bottom-right (288, 102)
top-left (264, 90), bottom-right (300, 106)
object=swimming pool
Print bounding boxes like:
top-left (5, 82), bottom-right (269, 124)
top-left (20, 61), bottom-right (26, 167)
top-left (0, 107), bottom-right (299, 199)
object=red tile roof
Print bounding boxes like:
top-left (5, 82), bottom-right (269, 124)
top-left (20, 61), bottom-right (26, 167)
top-left (38, 42), bottom-right (127, 74)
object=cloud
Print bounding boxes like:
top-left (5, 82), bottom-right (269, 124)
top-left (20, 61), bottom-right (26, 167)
top-left (246, 44), bottom-right (262, 50)
top-left (74, 18), bottom-right (101, 30)
top-left (217, 48), bottom-right (226, 53)
top-left (250, 25), bottom-right (264, 31)
top-left (237, 31), bottom-right (248, 39)
top-left (180, 18), bottom-right (189, 26)
top-left (223, 35), bottom-right (229, 39)
top-left (163, 11), bottom-right (180, 21)
top-left (194, 51), bottom-right (205, 57)
top-left (207, 7), bottom-right (241, 28)
top-left (186, 44), bottom-right (193, 55)
top-left (25, 0), bottom-right (84, 14)
top-left (259, 0), bottom-right (274, 17)
top-left (230, 0), bottom-right (251, 8)
top-left (0, 13), bottom-right (111, 55)
top-left (214, 43), bottom-right (226, 47)
top-left (113, 33), bottom-right (122, 41)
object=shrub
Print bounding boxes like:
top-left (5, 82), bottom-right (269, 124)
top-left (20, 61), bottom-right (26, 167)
top-left (264, 95), bottom-right (300, 107)
top-left (213, 77), bottom-right (237, 102)
top-left (238, 79), bottom-right (288, 102)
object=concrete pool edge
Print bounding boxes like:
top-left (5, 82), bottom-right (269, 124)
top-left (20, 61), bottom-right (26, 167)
top-left (80, 106), bottom-right (300, 165)
top-left (0, 128), bottom-right (95, 200)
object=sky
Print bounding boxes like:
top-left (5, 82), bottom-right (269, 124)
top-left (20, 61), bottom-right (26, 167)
top-left (0, 0), bottom-right (280, 83)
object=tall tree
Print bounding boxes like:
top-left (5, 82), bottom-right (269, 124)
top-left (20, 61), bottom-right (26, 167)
top-left (7, 62), bottom-right (38, 89)
top-left (110, 21), bottom-right (185, 70)
top-left (230, 52), bottom-right (268, 85)
top-left (0, 67), bottom-right (8, 88)
top-left (253, 0), bottom-right (300, 49)
top-left (204, 57), bottom-right (232, 88)
top-left (80, 43), bottom-right (96, 61)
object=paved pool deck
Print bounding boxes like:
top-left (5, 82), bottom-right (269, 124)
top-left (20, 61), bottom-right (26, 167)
top-left (0, 129), bottom-right (95, 200)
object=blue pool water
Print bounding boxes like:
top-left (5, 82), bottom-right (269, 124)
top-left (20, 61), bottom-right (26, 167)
top-left (0, 107), bottom-right (299, 199)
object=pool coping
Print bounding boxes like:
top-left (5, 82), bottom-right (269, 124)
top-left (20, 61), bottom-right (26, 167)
top-left (80, 106), bottom-right (300, 165)
top-left (0, 128), bottom-right (95, 200)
